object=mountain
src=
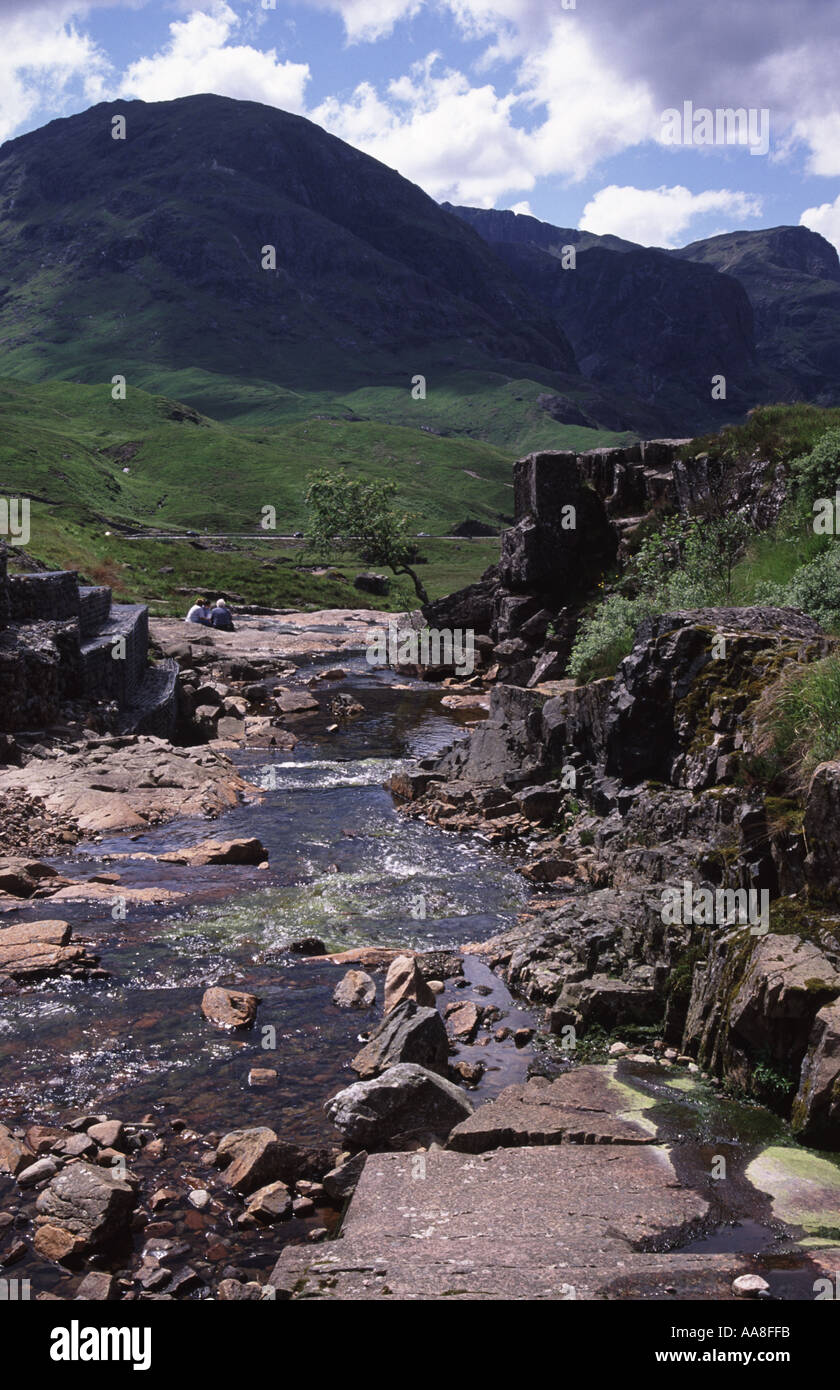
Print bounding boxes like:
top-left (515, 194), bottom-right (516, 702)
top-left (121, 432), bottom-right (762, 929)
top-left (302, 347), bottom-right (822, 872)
top-left (3, 96), bottom-right (840, 445)
top-left (0, 95), bottom-right (579, 406)
top-left (446, 205), bottom-right (840, 430)
top-left (674, 226), bottom-right (840, 404)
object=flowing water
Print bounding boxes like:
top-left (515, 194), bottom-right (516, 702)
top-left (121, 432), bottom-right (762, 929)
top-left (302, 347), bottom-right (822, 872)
top-left (0, 661), bottom-right (535, 1142)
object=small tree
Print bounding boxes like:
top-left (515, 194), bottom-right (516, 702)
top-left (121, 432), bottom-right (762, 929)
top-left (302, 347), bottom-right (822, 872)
top-left (304, 472), bottom-right (429, 604)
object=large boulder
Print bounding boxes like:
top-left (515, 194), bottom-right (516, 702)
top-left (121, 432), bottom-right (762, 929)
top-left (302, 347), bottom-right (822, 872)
top-left (352, 1000), bottom-right (449, 1079)
top-left (34, 1162), bottom-right (137, 1256)
top-left (684, 931), bottom-right (840, 1095)
top-left (792, 998), bottom-right (840, 1146)
top-left (325, 1064), bottom-right (474, 1148)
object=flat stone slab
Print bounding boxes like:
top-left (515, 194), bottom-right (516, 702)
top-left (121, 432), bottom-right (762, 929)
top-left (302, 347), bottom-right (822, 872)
top-left (448, 1065), bottom-right (656, 1152)
top-left (745, 1146), bottom-right (840, 1245)
top-left (270, 1144), bottom-right (708, 1300)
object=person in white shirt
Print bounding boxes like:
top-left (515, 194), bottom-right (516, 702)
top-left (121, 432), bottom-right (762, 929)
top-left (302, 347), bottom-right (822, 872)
top-left (185, 598), bottom-right (212, 625)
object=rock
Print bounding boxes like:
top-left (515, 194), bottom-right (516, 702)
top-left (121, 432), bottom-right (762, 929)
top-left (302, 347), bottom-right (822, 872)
top-left (521, 856), bottom-right (576, 884)
top-left (325, 1064), bottom-right (474, 1148)
top-left (33, 1224), bottom-right (86, 1262)
top-left (448, 1067), bottom-right (656, 1152)
top-left (201, 986), bottom-right (259, 1030)
top-left (87, 1120), bottom-right (125, 1151)
top-left (288, 936), bottom-right (327, 955)
top-left (159, 837), bottom-right (268, 867)
top-left (214, 1127), bottom-right (285, 1195)
top-left (188, 1189), bottom-right (211, 1210)
top-left (274, 689), bottom-right (319, 715)
top-left (75, 1271), bottom-right (119, 1300)
top-left (452, 1060), bottom-right (485, 1086)
top-left (354, 572), bottom-right (390, 596)
top-left (352, 1000), bottom-right (449, 1079)
top-left (804, 762), bottom-right (840, 899)
top-left (792, 997), bottom-right (840, 1146)
top-left (745, 1145), bottom-right (840, 1241)
top-left (445, 1000), bottom-right (481, 1043)
top-left (18, 1157), bottom-right (58, 1187)
top-left (243, 1181), bottom-right (292, 1225)
top-left (332, 969), bottom-right (376, 1010)
top-left (0, 1123), bottom-right (30, 1177)
top-left (248, 1068), bottom-right (277, 1087)
top-left (34, 1162), bottom-right (137, 1255)
top-left (733, 1274), bottom-right (770, 1297)
top-left (0, 919), bottom-right (99, 982)
top-left (609, 1042), bottom-right (629, 1057)
top-left (322, 1152), bottom-right (367, 1202)
top-left (384, 954), bottom-right (435, 1014)
top-left (684, 932), bottom-right (840, 1087)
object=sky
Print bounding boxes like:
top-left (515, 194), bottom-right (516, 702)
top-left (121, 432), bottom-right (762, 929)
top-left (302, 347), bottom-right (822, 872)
top-left (2, 0), bottom-right (840, 252)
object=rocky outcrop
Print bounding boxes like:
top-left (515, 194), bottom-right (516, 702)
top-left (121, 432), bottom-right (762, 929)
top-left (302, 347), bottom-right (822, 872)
top-left (0, 735), bottom-right (255, 833)
top-left (396, 604), bottom-right (840, 1145)
top-left (793, 999), bottom-right (840, 1145)
top-left (0, 918), bottom-right (100, 982)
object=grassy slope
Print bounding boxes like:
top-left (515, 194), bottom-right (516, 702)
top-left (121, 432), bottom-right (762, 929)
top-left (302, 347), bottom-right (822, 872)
top-left (0, 377), bottom-right (508, 609)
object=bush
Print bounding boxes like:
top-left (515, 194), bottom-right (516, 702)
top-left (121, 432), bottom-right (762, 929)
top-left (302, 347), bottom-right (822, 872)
top-left (568, 514), bottom-right (750, 682)
top-left (790, 427), bottom-right (840, 505)
top-left (755, 543), bottom-right (840, 630)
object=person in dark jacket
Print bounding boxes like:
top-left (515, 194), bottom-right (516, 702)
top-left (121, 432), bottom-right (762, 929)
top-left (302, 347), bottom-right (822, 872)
top-left (210, 598), bottom-right (235, 631)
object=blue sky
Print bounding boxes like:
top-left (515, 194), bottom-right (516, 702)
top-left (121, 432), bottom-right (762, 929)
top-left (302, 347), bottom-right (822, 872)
top-left (2, 0), bottom-right (840, 252)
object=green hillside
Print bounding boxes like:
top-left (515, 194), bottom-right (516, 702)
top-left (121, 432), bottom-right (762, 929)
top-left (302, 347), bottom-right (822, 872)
top-left (0, 377), bottom-right (521, 609)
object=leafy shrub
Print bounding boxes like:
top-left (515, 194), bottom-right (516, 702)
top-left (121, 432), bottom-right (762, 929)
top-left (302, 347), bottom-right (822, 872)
top-left (568, 514), bottom-right (750, 682)
top-left (754, 543), bottom-right (840, 630)
top-left (790, 427), bottom-right (840, 505)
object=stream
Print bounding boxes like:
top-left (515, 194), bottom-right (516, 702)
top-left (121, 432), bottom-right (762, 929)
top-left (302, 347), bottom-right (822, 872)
top-left (2, 653), bottom-right (839, 1298)
top-left (0, 660), bottom-right (536, 1140)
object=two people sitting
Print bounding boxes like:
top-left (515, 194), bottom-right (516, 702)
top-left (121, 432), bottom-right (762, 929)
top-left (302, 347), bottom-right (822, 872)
top-left (185, 597), bottom-right (235, 631)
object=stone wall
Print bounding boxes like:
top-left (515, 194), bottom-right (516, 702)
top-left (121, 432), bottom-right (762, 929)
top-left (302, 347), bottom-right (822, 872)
top-left (0, 568), bottom-right (176, 736)
top-left (8, 571), bottom-right (80, 623)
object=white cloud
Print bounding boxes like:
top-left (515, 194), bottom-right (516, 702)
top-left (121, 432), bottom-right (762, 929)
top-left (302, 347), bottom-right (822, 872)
top-left (579, 185), bottom-right (763, 248)
top-left (118, 2), bottom-right (310, 111)
top-left (312, 55), bottom-right (530, 203)
top-left (508, 199), bottom-right (531, 214)
top-left (299, 0), bottom-right (422, 42)
top-left (312, 22), bottom-right (658, 205)
top-left (0, 9), bottom-right (109, 144)
top-left (801, 194), bottom-right (840, 254)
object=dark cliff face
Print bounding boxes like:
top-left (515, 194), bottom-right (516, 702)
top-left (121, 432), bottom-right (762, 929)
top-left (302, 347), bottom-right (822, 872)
top-left (448, 205), bottom-right (840, 428)
top-left (0, 94), bottom-right (577, 393)
top-left (491, 241), bottom-right (764, 432)
top-left (675, 226), bottom-right (840, 402)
